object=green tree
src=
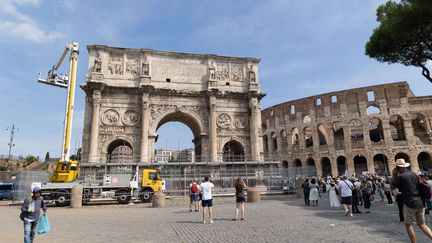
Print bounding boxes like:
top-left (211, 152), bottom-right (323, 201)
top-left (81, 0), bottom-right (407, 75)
top-left (70, 148), bottom-right (81, 161)
top-left (365, 0), bottom-right (432, 83)
top-left (25, 155), bottom-right (38, 165)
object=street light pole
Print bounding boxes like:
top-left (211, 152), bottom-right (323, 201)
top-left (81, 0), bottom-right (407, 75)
top-left (6, 125), bottom-right (19, 169)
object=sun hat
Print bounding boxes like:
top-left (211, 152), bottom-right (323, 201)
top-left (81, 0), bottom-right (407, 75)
top-left (395, 158), bottom-right (410, 168)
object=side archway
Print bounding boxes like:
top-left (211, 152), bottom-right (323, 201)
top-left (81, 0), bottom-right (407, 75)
top-left (105, 138), bottom-right (133, 164)
top-left (222, 140), bottom-right (245, 162)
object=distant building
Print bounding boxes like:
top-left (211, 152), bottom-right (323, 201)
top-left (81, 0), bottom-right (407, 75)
top-left (178, 148), bottom-right (195, 163)
top-left (154, 149), bottom-right (173, 163)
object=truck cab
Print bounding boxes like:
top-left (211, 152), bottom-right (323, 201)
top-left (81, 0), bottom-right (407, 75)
top-left (139, 169), bottom-right (163, 203)
top-left (50, 160), bottom-right (79, 183)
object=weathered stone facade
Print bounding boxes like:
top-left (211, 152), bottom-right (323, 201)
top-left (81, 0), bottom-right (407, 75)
top-left (261, 82), bottom-right (432, 177)
top-left (80, 45), bottom-right (264, 165)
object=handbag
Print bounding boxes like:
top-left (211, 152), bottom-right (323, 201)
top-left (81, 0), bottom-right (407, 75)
top-left (37, 215), bottom-right (51, 234)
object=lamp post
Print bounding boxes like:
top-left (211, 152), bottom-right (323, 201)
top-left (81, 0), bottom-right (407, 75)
top-left (6, 125), bottom-right (19, 171)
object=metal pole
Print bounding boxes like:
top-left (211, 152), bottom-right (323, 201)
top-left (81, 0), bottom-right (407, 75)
top-left (6, 125), bottom-right (19, 170)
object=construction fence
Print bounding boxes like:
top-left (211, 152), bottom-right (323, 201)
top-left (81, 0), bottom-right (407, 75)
top-left (0, 164), bottom-right (319, 201)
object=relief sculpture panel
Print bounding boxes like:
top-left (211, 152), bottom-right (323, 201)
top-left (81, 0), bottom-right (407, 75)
top-left (234, 114), bottom-right (248, 128)
top-left (108, 54), bottom-right (123, 75)
top-left (101, 109), bottom-right (120, 125)
top-left (217, 113), bottom-right (231, 129)
top-left (122, 110), bottom-right (140, 126)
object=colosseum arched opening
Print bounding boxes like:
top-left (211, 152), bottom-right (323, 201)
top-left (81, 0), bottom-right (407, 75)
top-left (389, 115), bottom-right (406, 140)
top-left (282, 160), bottom-right (289, 177)
top-left (337, 156), bottom-right (347, 175)
top-left (321, 157), bottom-right (332, 176)
top-left (294, 159), bottom-right (302, 175)
top-left (317, 124), bottom-right (328, 146)
top-left (306, 158), bottom-right (316, 176)
top-left (354, 155), bottom-right (368, 176)
top-left (291, 128), bottom-right (300, 147)
top-left (304, 127), bottom-right (313, 148)
top-left (350, 119), bottom-right (364, 149)
top-left (333, 122), bottom-right (344, 150)
top-left (373, 154), bottom-right (389, 176)
top-left (395, 152), bottom-right (410, 162)
top-left (412, 113), bottom-right (431, 144)
top-left (368, 118), bottom-right (384, 143)
top-left (418, 152), bottom-right (432, 171)
top-left (263, 135), bottom-right (269, 152)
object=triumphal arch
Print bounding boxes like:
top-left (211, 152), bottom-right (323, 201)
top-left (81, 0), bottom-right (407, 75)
top-left (80, 45), bottom-right (265, 165)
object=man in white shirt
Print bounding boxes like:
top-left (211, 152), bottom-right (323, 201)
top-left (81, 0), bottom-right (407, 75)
top-left (200, 176), bottom-right (215, 224)
top-left (337, 175), bottom-right (354, 217)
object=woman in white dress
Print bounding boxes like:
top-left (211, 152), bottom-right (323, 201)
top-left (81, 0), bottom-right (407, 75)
top-left (328, 180), bottom-right (341, 208)
top-left (309, 178), bottom-right (319, 206)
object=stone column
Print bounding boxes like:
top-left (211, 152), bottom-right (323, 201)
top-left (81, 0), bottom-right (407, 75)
top-left (249, 97), bottom-right (261, 161)
top-left (140, 93), bottom-right (149, 163)
top-left (209, 96), bottom-right (218, 162)
top-left (88, 90), bottom-right (101, 163)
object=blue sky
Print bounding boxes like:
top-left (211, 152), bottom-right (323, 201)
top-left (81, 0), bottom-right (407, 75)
top-left (0, 0), bottom-right (431, 159)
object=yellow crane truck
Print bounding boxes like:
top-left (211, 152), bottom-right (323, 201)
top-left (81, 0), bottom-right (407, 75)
top-left (34, 165), bottom-right (163, 206)
top-left (34, 42), bottom-right (163, 206)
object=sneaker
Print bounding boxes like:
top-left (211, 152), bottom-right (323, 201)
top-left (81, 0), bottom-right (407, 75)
top-left (190, 209), bottom-right (192, 213)
top-left (345, 211), bottom-right (349, 216)
top-left (195, 209), bottom-right (199, 212)
top-left (232, 218), bottom-right (237, 221)
top-left (350, 213), bottom-right (353, 217)
top-left (241, 218), bottom-right (244, 221)
top-left (202, 220), bottom-right (206, 224)
top-left (209, 219), bottom-right (214, 224)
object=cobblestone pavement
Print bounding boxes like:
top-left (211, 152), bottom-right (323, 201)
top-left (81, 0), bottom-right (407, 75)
top-left (1, 194), bottom-right (431, 243)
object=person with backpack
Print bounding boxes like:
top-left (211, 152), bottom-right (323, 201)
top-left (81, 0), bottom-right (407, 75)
top-left (21, 187), bottom-right (47, 243)
top-left (189, 179), bottom-right (201, 212)
top-left (394, 158), bottom-right (432, 242)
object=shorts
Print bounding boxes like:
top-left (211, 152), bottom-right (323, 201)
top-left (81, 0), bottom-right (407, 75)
top-left (236, 195), bottom-right (246, 203)
top-left (403, 205), bottom-right (425, 225)
top-left (340, 196), bottom-right (352, 205)
top-left (202, 199), bottom-right (213, 207)
top-left (190, 193), bottom-right (198, 202)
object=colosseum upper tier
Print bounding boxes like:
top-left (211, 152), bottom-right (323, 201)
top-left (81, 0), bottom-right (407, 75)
top-left (261, 81), bottom-right (432, 177)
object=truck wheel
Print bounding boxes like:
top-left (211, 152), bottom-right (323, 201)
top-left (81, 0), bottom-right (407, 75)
top-left (115, 189), bottom-right (131, 204)
top-left (55, 190), bottom-right (70, 207)
top-left (140, 189), bottom-right (153, 203)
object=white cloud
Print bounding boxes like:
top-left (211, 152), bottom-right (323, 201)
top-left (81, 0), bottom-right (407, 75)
top-left (0, 0), bottom-right (64, 42)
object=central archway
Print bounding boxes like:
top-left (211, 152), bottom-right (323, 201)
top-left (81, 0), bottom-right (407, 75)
top-left (154, 110), bottom-right (205, 162)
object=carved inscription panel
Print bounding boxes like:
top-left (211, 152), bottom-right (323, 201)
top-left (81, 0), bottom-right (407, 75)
top-left (151, 57), bottom-right (207, 82)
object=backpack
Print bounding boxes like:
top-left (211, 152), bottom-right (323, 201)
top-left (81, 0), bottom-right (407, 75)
top-left (418, 176), bottom-right (432, 200)
top-left (191, 183), bottom-right (198, 193)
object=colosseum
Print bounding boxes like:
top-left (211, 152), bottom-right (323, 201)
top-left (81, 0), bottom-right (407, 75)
top-left (261, 81), bottom-right (432, 178)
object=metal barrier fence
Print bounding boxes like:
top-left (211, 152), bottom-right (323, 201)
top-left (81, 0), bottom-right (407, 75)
top-left (12, 171), bottom-right (49, 201)
top-left (1, 164), bottom-right (320, 202)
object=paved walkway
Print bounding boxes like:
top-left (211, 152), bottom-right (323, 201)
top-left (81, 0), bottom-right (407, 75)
top-left (1, 194), bottom-right (431, 242)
